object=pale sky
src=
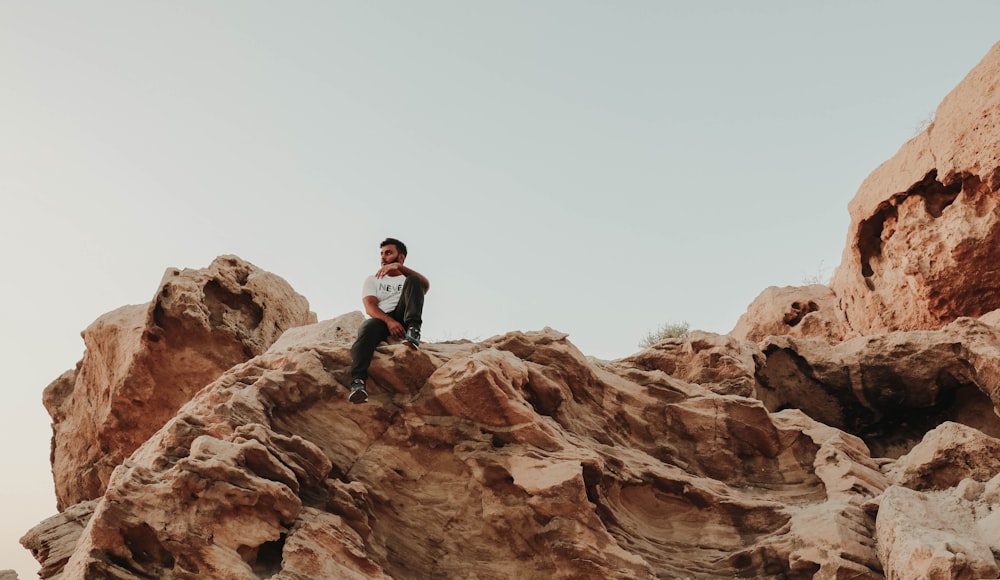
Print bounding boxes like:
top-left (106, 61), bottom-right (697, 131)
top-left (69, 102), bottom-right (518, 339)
top-left (2, 2), bottom-right (998, 577)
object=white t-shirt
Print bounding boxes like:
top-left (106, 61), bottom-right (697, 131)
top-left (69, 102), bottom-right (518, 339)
top-left (362, 274), bottom-right (406, 313)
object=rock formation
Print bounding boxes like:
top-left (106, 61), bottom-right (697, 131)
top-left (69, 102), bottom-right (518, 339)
top-left (26, 316), bottom-right (892, 579)
top-left (737, 42), bottom-right (1000, 342)
top-left (44, 256), bottom-right (316, 510)
top-left (730, 284), bottom-right (849, 344)
top-left (872, 422), bottom-right (1000, 579)
top-left (19, 40), bottom-right (1000, 580)
top-left (829, 42), bottom-right (1000, 336)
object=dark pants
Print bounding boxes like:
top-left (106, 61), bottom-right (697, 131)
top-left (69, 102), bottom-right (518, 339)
top-left (350, 275), bottom-right (425, 381)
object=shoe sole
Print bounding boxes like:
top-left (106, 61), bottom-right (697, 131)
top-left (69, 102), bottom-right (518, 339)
top-left (349, 389), bottom-right (368, 404)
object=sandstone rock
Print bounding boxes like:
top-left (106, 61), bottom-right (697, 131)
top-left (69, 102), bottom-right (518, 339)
top-left (0, 571), bottom-right (19, 580)
top-left (874, 480), bottom-right (1000, 580)
top-left (44, 255), bottom-right (316, 510)
top-left (704, 409), bottom-right (887, 579)
top-left (273, 506), bottom-right (391, 580)
top-left (757, 317), bottom-right (1000, 458)
top-left (730, 284), bottom-right (849, 344)
top-left (267, 311), bottom-right (363, 353)
top-left (981, 308), bottom-right (1000, 328)
top-left (27, 324), bottom-right (890, 579)
top-left (889, 422), bottom-right (1000, 490)
top-left (617, 330), bottom-right (763, 397)
top-left (831, 41), bottom-right (1000, 335)
top-left (19, 501), bottom-right (96, 579)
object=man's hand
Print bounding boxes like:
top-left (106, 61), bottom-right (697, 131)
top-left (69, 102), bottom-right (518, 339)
top-left (376, 262), bottom-right (404, 278)
top-left (362, 295), bottom-right (404, 337)
top-left (386, 317), bottom-right (406, 339)
top-left (373, 261), bottom-right (430, 292)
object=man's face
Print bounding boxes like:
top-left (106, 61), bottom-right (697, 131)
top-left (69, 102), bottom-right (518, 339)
top-left (380, 244), bottom-right (403, 266)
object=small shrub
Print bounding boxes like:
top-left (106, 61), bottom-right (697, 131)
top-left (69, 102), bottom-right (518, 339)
top-left (914, 111), bottom-right (935, 136)
top-left (639, 321), bottom-right (690, 348)
top-left (801, 260), bottom-right (829, 285)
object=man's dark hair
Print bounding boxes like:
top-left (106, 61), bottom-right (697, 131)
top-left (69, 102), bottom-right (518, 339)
top-left (380, 237), bottom-right (407, 257)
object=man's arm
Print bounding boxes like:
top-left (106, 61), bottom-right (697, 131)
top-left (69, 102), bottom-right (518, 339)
top-left (376, 263), bottom-right (430, 293)
top-left (362, 295), bottom-right (406, 338)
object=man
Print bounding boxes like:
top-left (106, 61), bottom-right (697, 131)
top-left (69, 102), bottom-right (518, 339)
top-left (349, 237), bottom-right (430, 404)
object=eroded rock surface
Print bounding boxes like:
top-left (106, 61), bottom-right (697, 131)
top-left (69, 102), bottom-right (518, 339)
top-left (872, 477), bottom-right (1000, 580)
top-left (730, 42), bottom-right (1000, 346)
top-left (871, 422), bottom-right (1000, 579)
top-left (25, 319), bottom-right (890, 579)
top-left (730, 284), bottom-right (849, 344)
top-left (19, 501), bottom-right (96, 579)
top-left (888, 422), bottom-right (1000, 491)
top-left (618, 330), bottom-right (763, 398)
top-left (44, 256), bottom-right (316, 510)
top-left (830, 42), bottom-right (1000, 336)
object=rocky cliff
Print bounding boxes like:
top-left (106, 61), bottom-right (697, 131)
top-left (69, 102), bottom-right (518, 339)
top-left (20, 41), bottom-right (1000, 580)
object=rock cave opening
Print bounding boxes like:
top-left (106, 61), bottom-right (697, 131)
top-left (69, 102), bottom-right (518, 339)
top-left (783, 301), bottom-right (819, 327)
top-left (245, 534), bottom-right (285, 577)
top-left (203, 279), bottom-right (264, 330)
top-left (856, 170), bottom-right (962, 284)
top-left (860, 380), bottom-right (1000, 459)
top-left (119, 521), bottom-right (175, 574)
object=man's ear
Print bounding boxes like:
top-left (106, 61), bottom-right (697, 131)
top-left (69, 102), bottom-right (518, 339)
top-left (398, 254), bottom-right (406, 264)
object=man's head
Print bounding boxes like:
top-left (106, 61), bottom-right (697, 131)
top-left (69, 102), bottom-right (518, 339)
top-left (380, 237), bottom-right (407, 265)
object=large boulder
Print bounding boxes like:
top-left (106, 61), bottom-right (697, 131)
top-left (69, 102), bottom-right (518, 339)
top-left (44, 255), bottom-right (315, 509)
top-left (888, 422), bottom-right (1000, 491)
top-left (872, 422), bottom-right (1000, 578)
top-left (872, 480), bottom-right (1000, 580)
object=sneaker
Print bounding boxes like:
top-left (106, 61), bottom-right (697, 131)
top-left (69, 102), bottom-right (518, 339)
top-left (405, 326), bottom-right (421, 349)
top-left (349, 379), bottom-right (368, 404)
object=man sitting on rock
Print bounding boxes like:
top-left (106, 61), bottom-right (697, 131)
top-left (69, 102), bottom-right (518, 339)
top-left (349, 237), bottom-right (430, 404)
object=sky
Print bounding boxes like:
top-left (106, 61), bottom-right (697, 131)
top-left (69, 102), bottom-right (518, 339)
top-left (2, 2), bottom-right (998, 577)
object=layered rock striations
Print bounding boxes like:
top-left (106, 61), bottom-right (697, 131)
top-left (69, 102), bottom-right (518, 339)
top-left (27, 314), bottom-right (892, 579)
top-left (20, 40), bottom-right (1000, 580)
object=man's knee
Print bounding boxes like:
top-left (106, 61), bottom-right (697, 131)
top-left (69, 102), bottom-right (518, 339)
top-left (356, 318), bottom-right (388, 341)
top-left (401, 275), bottom-right (423, 291)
